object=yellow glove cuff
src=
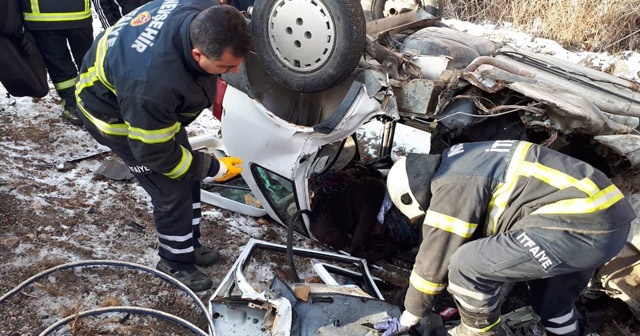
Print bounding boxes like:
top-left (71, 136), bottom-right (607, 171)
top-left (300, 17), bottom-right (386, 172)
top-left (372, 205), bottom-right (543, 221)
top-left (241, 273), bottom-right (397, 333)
top-left (215, 157), bottom-right (243, 182)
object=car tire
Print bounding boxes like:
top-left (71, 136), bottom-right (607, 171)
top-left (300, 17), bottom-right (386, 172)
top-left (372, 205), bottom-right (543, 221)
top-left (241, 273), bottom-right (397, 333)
top-left (251, 0), bottom-right (365, 93)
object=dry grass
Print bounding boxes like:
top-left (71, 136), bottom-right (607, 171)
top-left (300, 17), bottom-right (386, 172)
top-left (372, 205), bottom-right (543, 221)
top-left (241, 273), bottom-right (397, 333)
top-left (443, 0), bottom-right (640, 52)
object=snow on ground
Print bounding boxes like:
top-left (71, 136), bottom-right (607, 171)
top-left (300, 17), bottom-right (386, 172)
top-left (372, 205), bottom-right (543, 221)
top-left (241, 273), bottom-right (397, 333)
top-left (444, 19), bottom-right (640, 84)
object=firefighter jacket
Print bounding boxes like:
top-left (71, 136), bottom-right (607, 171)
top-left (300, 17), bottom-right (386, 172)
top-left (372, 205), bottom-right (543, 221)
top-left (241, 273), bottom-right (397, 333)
top-left (404, 140), bottom-right (637, 317)
top-left (19, 0), bottom-right (92, 30)
top-left (76, 0), bottom-right (221, 182)
top-left (92, 0), bottom-right (152, 28)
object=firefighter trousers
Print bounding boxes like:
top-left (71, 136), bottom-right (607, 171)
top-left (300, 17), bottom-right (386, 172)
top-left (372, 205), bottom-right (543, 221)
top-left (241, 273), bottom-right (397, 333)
top-left (446, 225), bottom-right (630, 336)
top-left (30, 26), bottom-right (93, 109)
top-left (81, 120), bottom-right (204, 270)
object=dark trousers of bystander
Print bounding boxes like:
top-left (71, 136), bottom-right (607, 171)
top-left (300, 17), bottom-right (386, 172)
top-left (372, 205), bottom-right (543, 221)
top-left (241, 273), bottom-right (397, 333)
top-left (30, 25), bottom-right (93, 110)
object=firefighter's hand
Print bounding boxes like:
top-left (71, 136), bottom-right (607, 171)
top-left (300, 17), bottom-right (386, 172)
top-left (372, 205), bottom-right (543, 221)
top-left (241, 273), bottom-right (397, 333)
top-left (374, 311), bottom-right (421, 336)
top-left (213, 157), bottom-right (242, 182)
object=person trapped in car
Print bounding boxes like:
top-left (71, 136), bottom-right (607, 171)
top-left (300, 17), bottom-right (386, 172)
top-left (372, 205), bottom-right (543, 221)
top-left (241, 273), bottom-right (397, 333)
top-left (375, 140), bottom-right (635, 336)
top-left (308, 167), bottom-right (416, 263)
top-left (75, 0), bottom-right (251, 292)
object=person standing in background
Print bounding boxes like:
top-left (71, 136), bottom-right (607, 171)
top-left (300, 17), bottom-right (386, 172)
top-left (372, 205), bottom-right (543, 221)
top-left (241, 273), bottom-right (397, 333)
top-left (92, 0), bottom-right (152, 29)
top-left (18, 0), bottom-right (93, 126)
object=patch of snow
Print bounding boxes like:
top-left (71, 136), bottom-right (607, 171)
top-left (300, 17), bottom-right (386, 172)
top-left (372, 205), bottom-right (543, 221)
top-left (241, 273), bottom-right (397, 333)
top-left (444, 19), bottom-right (640, 84)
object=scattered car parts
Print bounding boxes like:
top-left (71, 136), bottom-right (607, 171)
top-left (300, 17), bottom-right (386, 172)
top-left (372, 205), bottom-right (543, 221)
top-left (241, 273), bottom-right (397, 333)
top-left (207, 239), bottom-right (399, 335)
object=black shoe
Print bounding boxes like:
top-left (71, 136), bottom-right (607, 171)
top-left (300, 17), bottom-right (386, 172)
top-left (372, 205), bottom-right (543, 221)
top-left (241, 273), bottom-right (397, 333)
top-left (156, 260), bottom-right (214, 292)
top-left (448, 323), bottom-right (506, 336)
top-left (62, 108), bottom-right (83, 126)
top-left (195, 245), bottom-right (221, 266)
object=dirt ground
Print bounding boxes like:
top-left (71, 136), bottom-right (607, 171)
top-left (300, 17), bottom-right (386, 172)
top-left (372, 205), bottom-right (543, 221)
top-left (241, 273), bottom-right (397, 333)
top-left (0, 93), bottom-right (410, 335)
top-left (1, 94), bottom-right (640, 335)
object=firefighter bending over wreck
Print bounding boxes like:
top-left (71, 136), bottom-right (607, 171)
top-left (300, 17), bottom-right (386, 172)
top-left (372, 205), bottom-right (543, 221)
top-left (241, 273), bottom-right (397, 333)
top-left (75, 0), bottom-right (251, 292)
top-left (375, 140), bottom-right (636, 336)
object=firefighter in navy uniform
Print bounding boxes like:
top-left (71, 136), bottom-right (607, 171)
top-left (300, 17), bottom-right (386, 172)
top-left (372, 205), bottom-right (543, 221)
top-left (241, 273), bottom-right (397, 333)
top-left (375, 140), bottom-right (636, 336)
top-left (75, 1), bottom-right (252, 292)
top-left (19, 0), bottom-right (93, 125)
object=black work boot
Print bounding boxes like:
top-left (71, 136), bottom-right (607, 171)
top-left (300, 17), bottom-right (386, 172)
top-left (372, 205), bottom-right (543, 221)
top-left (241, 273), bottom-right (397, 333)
top-left (448, 323), bottom-right (506, 336)
top-left (61, 107), bottom-right (83, 126)
top-left (194, 245), bottom-right (220, 266)
top-left (58, 88), bottom-right (83, 126)
top-left (156, 259), bottom-right (214, 292)
top-left (449, 308), bottom-right (506, 336)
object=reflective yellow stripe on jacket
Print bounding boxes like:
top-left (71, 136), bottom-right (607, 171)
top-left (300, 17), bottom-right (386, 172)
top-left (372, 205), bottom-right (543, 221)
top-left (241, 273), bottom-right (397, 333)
top-left (95, 31), bottom-right (116, 94)
top-left (23, 0), bottom-right (91, 22)
top-left (485, 141), bottom-right (623, 235)
top-left (165, 147), bottom-right (193, 179)
top-left (75, 30), bottom-right (193, 180)
top-left (410, 271), bottom-right (447, 295)
top-left (424, 210), bottom-right (478, 238)
top-left (54, 78), bottom-right (76, 91)
top-left (531, 185), bottom-right (624, 215)
top-left (485, 142), bottom-right (532, 236)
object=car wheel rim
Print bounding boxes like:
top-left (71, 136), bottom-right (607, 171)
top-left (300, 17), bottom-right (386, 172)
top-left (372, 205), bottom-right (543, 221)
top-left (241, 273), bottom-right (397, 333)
top-left (267, 0), bottom-right (336, 73)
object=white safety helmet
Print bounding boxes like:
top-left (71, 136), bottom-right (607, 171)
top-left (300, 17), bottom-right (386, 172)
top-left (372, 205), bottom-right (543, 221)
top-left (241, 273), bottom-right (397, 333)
top-left (386, 154), bottom-right (441, 221)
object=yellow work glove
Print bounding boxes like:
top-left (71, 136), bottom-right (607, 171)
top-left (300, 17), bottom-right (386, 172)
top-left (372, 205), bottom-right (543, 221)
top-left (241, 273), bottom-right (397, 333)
top-left (214, 157), bottom-right (243, 182)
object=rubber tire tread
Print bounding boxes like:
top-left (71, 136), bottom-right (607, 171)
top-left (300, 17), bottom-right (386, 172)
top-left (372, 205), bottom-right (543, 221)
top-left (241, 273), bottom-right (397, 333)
top-left (251, 0), bottom-right (366, 93)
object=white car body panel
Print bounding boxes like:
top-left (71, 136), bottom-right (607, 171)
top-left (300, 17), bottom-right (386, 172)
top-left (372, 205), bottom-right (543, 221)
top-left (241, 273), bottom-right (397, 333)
top-left (221, 82), bottom-right (390, 228)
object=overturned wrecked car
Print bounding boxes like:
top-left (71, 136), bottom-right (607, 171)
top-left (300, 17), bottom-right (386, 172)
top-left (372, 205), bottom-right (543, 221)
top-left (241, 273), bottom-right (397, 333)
top-left (202, 1), bottom-right (640, 221)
